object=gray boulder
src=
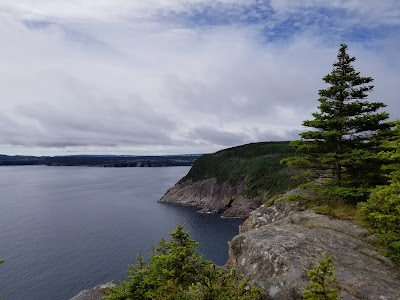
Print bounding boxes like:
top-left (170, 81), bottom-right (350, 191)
top-left (70, 282), bottom-right (115, 300)
top-left (227, 207), bottom-right (400, 300)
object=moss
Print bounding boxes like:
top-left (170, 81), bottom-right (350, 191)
top-left (264, 198), bottom-right (276, 208)
top-left (315, 206), bottom-right (333, 215)
top-left (314, 204), bottom-right (359, 220)
top-left (282, 194), bottom-right (317, 203)
top-left (264, 193), bottom-right (285, 207)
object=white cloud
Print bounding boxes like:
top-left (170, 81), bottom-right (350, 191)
top-left (0, 0), bottom-right (252, 22)
top-left (0, 1), bottom-right (399, 155)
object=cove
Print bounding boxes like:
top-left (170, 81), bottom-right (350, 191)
top-left (0, 166), bottom-right (243, 300)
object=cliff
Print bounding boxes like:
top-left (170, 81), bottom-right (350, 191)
top-left (74, 191), bottom-right (400, 300)
top-left (75, 140), bottom-right (400, 299)
top-left (159, 178), bottom-right (261, 218)
top-left (70, 283), bottom-right (114, 300)
top-left (226, 191), bottom-right (400, 300)
top-left (159, 142), bottom-right (302, 218)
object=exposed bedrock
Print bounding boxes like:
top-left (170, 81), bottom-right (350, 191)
top-left (70, 283), bottom-right (115, 300)
top-left (158, 178), bottom-right (262, 218)
top-left (226, 200), bottom-right (400, 300)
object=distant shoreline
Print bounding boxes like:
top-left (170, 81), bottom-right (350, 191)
top-left (0, 154), bottom-right (202, 167)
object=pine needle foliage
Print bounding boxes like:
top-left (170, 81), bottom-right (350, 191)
top-left (283, 44), bottom-right (391, 202)
top-left (106, 224), bottom-right (264, 300)
top-left (303, 254), bottom-right (339, 300)
top-left (359, 121), bottom-right (400, 263)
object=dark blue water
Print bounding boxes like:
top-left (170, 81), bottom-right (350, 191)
top-left (0, 166), bottom-right (243, 300)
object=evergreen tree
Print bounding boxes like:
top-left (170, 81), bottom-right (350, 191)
top-left (359, 121), bottom-right (400, 264)
top-left (106, 224), bottom-right (264, 300)
top-left (283, 44), bottom-right (391, 201)
top-left (303, 254), bottom-right (339, 300)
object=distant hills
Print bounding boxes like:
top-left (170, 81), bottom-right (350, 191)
top-left (160, 141), bottom-right (303, 218)
top-left (0, 154), bottom-right (202, 167)
top-left (180, 141), bottom-right (301, 199)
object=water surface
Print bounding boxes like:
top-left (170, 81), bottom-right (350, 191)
top-left (0, 166), bottom-right (243, 300)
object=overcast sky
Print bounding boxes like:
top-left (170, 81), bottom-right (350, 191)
top-left (1, 1), bottom-right (399, 156)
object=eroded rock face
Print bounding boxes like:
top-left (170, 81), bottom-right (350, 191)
top-left (240, 187), bottom-right (316, 232)
top-left (227, 208), bottom-right (400, 300)
top-left (159, 178), bottom-right (262, 218)
top-left (70, 283), bottom-right (115, 300)
top-left (240, 200), bottom-right (299, 233)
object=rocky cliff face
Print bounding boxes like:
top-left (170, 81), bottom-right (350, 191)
top-left (159, 178), bottom-right (262, 218)
top-left (226, 197), bottom-right (400, 300)
top-left (70, 283), bottom-right (115, 300)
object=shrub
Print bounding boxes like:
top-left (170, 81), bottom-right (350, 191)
top-left (358, 181), bottom-right (400, 264)
top-left (106, 225), bottom-right (264, 299)
top-left (303, 254), bottom-right (339, 300)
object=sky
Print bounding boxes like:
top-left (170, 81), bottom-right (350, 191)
top-left (0, 1), bottom-right (399, 156)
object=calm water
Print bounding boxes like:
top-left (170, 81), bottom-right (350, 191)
top-left (0, 166), bottom-right (243, 300)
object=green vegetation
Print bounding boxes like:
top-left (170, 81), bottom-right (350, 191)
top-left (106, 224), bottom-right (264, 300)
top-left (181, 141), bottom-right (302, 199)
top-left (283, 44), bottom-right (391, 203)
top-left (303, 254), bottom-right (339, 300)
top-left (359, 122), bottom-right (400, 263)
top-left (0, 154), bottom-right (200, 167)
top-left (281, 44), bottom-right (399, 263)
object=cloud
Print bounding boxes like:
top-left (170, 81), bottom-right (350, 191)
top-left (189, 126), bottom-right (250, 146)
top-left (0, 1), bottom-right (399, 155)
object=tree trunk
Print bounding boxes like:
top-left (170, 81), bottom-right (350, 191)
top-left (335, 160), bottom-right (341, 185)
top-left (336, 137), bottom-right (342, 185)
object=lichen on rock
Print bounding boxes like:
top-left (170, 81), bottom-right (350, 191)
top-left (226, 200), bottom-right (400, 300)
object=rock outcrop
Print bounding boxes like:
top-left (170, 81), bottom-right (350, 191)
top-left (70, 283), bottom-right (115, 300)
top-left (159, 178), bottom-right (262, 218)
top-left (226, 199), bottom-right (400, 300)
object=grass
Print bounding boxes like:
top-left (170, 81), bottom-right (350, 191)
top-left (311, 196), bottom-right (359, 221)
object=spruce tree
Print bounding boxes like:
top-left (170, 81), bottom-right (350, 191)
top-left (359, 121), bottom-right (400, 264)
top-left (105, 224), bottom-right (264, 299)
top-left (284, 44), bottom-right (391, 201)
top-left (303, 254), bottom-right (339, 300)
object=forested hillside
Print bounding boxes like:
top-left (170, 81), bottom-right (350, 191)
top-left (180, 141), bottom-right (302, 199)
top-left (0, 154), bottom-right (200, 167)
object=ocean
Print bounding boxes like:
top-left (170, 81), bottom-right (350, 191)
top-left (0, 166), bottom-right (243, 300)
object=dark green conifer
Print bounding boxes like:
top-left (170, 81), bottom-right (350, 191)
top-left (105, 224), bottom-right (264, 299)
top-left (303, 254), bottom-right (339, 300)
top-left (359, 121), bottom-right (400, 264)
top-left (283, 44), bottom-right (391, 201)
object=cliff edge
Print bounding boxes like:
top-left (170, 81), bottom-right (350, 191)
top-left (159, 142), bottom-right (301, 218)
top-left (70, 283), bottom-right (114, 300)
top-left (159, 178), bottom-right (261, 218)
top-left (226, 195), bottom-right (400, 300)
